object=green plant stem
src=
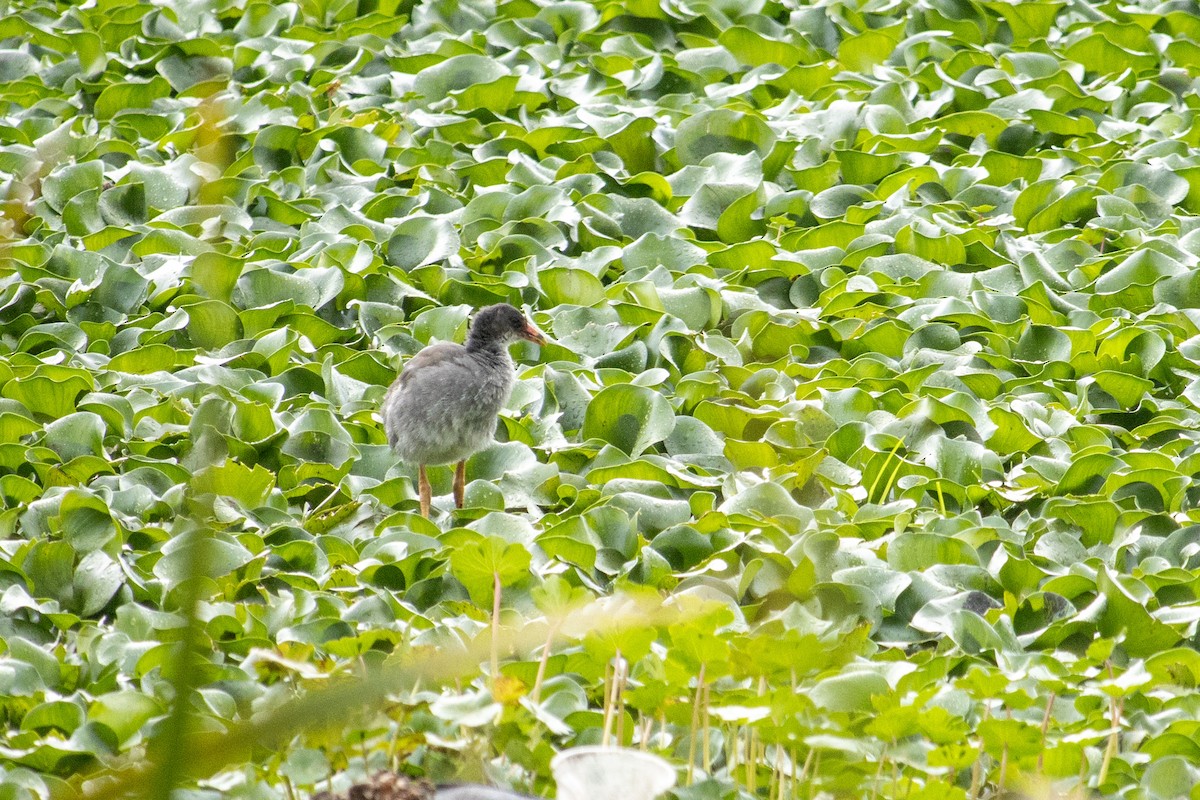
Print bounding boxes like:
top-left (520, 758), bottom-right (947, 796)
top-left (1038, 692), bottom-right (1055, 776)
top-left (1097, 661), bottom-right (1121, 787)
top-left (879, 444), bottom-right (906, 504)
top-left (601, 660), bottom-right (614, 747)
top-left (618, 652), bottom-right (628, 746)
top-left (490, 571), bottom-right (501, 693)
top-left (530, 621), bottom-right (559, 706)
top-left (790, 747), bottom-right (799, 800)
top-left (726, 723), bottom-right (737, 781)
top-left (768, 744), bottom-right (778, 800)
top-left (870, 747), bottom-right (887, 800)
top-left (602, 650), bottom-right (624, 746)
top-left (968, 703), bottom-right (989, 800)
top-left (688, 663), bottom-right (706, 785)
top-left (745, 725), bottom-right (756, 796)
top-left (999, 744), bottom-right (1007, 795)
top-left (868, 436), bottom-right (905, 503)
top-left (1098, 693), bottom-right (1122, 786)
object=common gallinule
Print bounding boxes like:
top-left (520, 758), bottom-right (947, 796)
top-left (383, 304), bottom-right (545, 517)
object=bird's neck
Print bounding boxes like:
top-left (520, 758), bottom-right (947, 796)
top-left (465, 336), bottom-right (509, 358)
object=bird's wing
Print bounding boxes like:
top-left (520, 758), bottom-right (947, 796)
top-left (382, 343), bottom-right (468, 448)
top-left (395, 342), bottom-right (468, 390)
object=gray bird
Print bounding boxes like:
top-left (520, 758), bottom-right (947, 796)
top-left (382, 304), bottom-right (545, 517)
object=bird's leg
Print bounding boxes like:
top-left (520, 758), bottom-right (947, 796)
top-left (418, 464), bottom-right (431, 518)
top-left (454, 460), bottom-right (466, 508)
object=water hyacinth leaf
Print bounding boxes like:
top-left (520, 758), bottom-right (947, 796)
top-left (93, 76), bottom-right (171, 120)
top-left (325, 126), bottom-right (387, 167)
top-left (1014, 325), bottom-right (1072, 364)
top-left (810, 185), bottom-right (874, 220)
top-left (59, 490), bottom-right (119, 553)
top-left (1095, 566), bottom-right (1181, 657)
top-left (538, 522), bottom-right (598, 572)
top-left (7, 0), bottom-right (1200, 796)
top-left (895, 223), bottom-right (965, 265)
top-left (675, 109), bottom-right (776, 165)
top-left (537, 3), bottom-right (601, 35)
top-left (74, 551), bottom-right (125, 616)
top-left (153, 532), bottom-right (256, 587)
top-left (3, 368), bottom-right (94, 420)
top-left (540, 268), bottom-right (605, 307)
top-left (582, 383), bottom-right (675, 457)
top-left (0, 48), bottom-right (38, 82)
top-left (889, 534), bottom-right (979, 571)
top-left (1096, 249), bottom-right (1187, 298)
top-left (235, 266), bottom-right (343, 310)
top-left (180, 299), bottom-right (243, 349)
top-left (191, 459), bottom-right (275, 509)
top-left (156, 53), bottom-right (232, 91)
top-left (43, 162), bottom-right (105, 212)
top-left (108, 344), bottom-right (181, 375)
top-left (809, 669), bottom-right (892, 713)
top-left (23, 540), bottom-right (76, 609)
top-left (1099, 162), bottom-right (1189, 205)
top-left (415, 55), bottom-right (508, 98)
top-left (720, 482), bottom-right (812, 523)
top-left (982, 1), bottom-right (1065, 40)
top-left (41, 412), bottom-right (106, 462)
top-left (1064, 34), bottom-right (1157, 76)
top-left (718, 26), bottom-right (806, 69)
top-left (839, 28), bottom-right (901, 71)
top-left (386, 217), bottom-right (460, 271)
top-left (1092, 371), bottom-right (1152, 409)
top-left (21, 699), bottom-right (84, 734)
top-left (682, 183), bottom-right (761, 239)
top-left (932, 111), bottom-right (1008, 144)
top-left (254, 125), bottom-right (303, 172)
top-left (88, 691), bottom-right (163, 744)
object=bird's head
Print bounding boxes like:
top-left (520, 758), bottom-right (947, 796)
top-left (467, 303), bottom-right (546, 348)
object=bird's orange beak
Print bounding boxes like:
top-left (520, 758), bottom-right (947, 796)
top-left (522, 322), bottom-right (546, 346)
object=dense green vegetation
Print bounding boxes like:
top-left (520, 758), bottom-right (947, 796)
top-left (4, 0), bottom-right (1200, 797)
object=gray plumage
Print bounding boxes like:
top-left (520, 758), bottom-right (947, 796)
top-left (382, 304), bottom-right (544, 484)
top-left (382, 341), bottom-right (516, 466)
